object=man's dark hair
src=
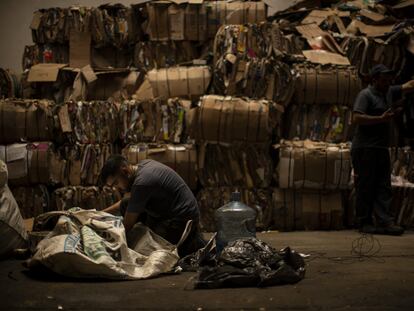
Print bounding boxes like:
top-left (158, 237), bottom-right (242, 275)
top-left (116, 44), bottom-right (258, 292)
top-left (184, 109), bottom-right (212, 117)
top-left (99, 154), bottom-right (128, 185)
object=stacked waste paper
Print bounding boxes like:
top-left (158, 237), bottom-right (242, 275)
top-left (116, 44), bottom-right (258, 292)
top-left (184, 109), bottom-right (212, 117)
top-left (0, 98), bottom-right (121, 217)
top-left (195, 21), bottom-right (284, 230)
top-left (0, 68), bottom-right (21, 98)
top-left (212, 23), bottom-right (299, 106)
top-left (24, 4), bottom-right (142, 70)
top-left (0, 0), bottom-right (413, 231)
top-left (275, 140), bottom-right (352, 230)
top-left (0, 99), bottom-right (63, 218)
top-left (22, 4), bottom-right (145, 103)
top-left (121, 72), bottom-right (206, 188)
top-left (268, 0), bottom-right (414, 230)
top-left (144, 1), bottom-right (267, 42)
top-left (119, 98), bottom-right (192, 144)
top-left (276, 0), bottom-right (414, 146)
top-left (53, 186), bottom-right (122, 211)
top-left (390, 147), bottom-right (414, 228)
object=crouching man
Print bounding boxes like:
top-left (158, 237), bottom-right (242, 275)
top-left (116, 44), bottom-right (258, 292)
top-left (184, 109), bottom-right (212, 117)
top-left (100, 155), bottom-right (205, 257)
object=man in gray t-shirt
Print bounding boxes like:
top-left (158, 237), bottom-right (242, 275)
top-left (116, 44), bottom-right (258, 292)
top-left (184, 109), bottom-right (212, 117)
top-left (352, 64), bottom-right (414, 235)
top-left (100, 155), bottom-right (205, 257)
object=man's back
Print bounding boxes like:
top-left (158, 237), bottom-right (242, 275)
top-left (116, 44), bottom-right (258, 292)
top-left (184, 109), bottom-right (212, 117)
top-left (128, 159), bottom-right (199, 220)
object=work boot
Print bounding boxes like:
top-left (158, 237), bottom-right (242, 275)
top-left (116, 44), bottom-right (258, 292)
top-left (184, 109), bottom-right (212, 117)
top-left (359, 223), bottom-right (377, 234)
top-left (376, 223), bottom-right (404, 236)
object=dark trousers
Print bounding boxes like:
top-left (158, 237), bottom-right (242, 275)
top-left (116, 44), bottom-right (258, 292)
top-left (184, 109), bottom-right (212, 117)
top-left (120, 198), bottom-right (206, 257)
top-left (351, 148), bottom-right (394, 226)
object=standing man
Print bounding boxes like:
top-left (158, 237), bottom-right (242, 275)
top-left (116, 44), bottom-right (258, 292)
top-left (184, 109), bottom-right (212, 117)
top-left (100, 155), bottom-right (205, 257)
top-left (352, 64), bottom-right (414, 235)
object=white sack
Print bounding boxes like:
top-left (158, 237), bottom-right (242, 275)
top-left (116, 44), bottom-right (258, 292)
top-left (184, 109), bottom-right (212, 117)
top-left (0, 160), bottom-right (28, 257)
top-left (27, 208), bottom-right (191, 279)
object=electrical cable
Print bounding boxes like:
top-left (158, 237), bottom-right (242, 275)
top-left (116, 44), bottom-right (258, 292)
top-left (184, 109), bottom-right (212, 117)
top-left (304, 233), bottom-right (414, 264)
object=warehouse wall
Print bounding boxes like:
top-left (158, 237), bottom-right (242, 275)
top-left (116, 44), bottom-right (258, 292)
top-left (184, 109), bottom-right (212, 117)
top-left (0, 0), bottom-right (283, 73)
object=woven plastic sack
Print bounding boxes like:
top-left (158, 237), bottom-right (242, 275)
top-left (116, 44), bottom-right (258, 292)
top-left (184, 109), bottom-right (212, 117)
top-left (27, 208), bottom-right (191, 279)
top-left (0, 160), bottom-right (28, 257)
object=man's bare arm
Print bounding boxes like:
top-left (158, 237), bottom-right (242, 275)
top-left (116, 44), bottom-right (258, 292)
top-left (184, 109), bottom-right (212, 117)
top-left (352, 110), bottom-right (394, 125)
top-left (402, 80), bottom-right (414, 94)
top-left (102, 200), bottom-right (122, 214)
top-left (123, 212), bottom-right (140, 233)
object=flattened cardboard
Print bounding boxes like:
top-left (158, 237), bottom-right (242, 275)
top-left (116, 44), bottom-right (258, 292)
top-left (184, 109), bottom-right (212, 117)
top-left (264, 0), bottom-right (307, 13)
top-left (196, 95), bottom-right (270, 143)
top-left (147, 1), bottom-right (266, 40)
top-left (81, 65), bottom-right (98, 84)
top-left (169, 0), bottom-right (203, 4)
top-left (148, 66), bottom-right (210, 98)
top-left (5, 144), bottom-right (27, 162)
top-left (296, 23), bottom-right (344, 54)
top-left (359, 9), bottom-right (386, 22)
top-left (302, 50), bottom-right (350, 65)
top-left (27, 63), bottom-right (68, 82)
top-left (301, 9), bottom-right (332, 25)
top-left (30, 11), bottom-right (43, 30)
top-left (58, 105), bottom-right (72, 133)
top-left (185, 3), bottom-right (207, 41)
top-left (296, 24), bottom-right (325, 40)
top-left (393, 0), bottom-right (414, 9)
top-left (134, 77), bottom-right (154, 100)
top-left (354, 20), bottom-right (395, 37)
top-left (331, 15), bottom-right (347, 35)
top-left (345, 0), bottom-right (366, 9)
top-left (278, 141), bottom-right (351, 190)
top-left (146, 2), bottom-right (170, 41)
top-left (169, 5), bottom-right (185, 40)
top-left (294, 65), bottom-right (360, 106)
top-left (71, 72), bottom-right (87, 101)
top-left (69, 31), bottom-right (91, 68)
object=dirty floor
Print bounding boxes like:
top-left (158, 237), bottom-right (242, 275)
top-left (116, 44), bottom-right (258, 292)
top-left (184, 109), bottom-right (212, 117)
top-left (1, 230), bottom-right (414, 311)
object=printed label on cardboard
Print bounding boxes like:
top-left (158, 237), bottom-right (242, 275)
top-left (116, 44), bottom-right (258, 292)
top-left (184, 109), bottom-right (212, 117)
top-left (27, 63), bottom-right (67, 82)
top-left (6, 144), bottom-right (27, 162)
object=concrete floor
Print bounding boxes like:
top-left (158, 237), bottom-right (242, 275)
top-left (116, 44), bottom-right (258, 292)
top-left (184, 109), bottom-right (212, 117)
top-left (1, 230), bottom-right (414, 311)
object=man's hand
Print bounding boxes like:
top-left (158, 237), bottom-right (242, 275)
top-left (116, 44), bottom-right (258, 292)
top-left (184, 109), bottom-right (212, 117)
top-left (402, 80), bottom-right (414, 93)
top-left (380, 109), bottom-right (395, 121)
top-left (353, 110), bottom-right (396, 125)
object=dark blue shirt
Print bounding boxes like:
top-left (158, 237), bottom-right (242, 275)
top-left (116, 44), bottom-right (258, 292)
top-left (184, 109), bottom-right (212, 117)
top-left (352, 85), bottom-right (402, 149)
top-left (127, 159), bottom-right (199, 221)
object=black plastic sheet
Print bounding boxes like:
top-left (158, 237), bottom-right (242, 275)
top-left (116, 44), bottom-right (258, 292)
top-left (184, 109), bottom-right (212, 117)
top-left (194, 238), bottom-right (305, 289)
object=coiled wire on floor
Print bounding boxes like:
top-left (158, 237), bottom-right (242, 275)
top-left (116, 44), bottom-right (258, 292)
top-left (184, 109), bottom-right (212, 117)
top-left (304, 233), bottom-right (385, 264)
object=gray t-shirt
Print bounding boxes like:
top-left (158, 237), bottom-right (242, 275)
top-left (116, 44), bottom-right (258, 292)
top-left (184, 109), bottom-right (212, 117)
top-left (352, 85), bottom-right (402, 149)
top-left (126, 159), bottom-right (199, 221)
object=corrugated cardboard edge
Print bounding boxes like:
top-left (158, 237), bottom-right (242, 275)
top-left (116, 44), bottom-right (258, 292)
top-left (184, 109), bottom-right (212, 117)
top-left (302, 50), bottom-right (350, 65)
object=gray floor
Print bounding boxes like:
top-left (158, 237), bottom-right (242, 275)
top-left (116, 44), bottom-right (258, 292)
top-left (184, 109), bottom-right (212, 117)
top-left (1, 230), bottom-right (414, 310)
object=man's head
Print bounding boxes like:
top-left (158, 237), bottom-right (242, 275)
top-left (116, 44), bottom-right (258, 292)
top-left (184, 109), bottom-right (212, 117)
top-left (371, 64), bottom-right (394, 94)
top-left (99, 155), bottom-right (133, 192)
